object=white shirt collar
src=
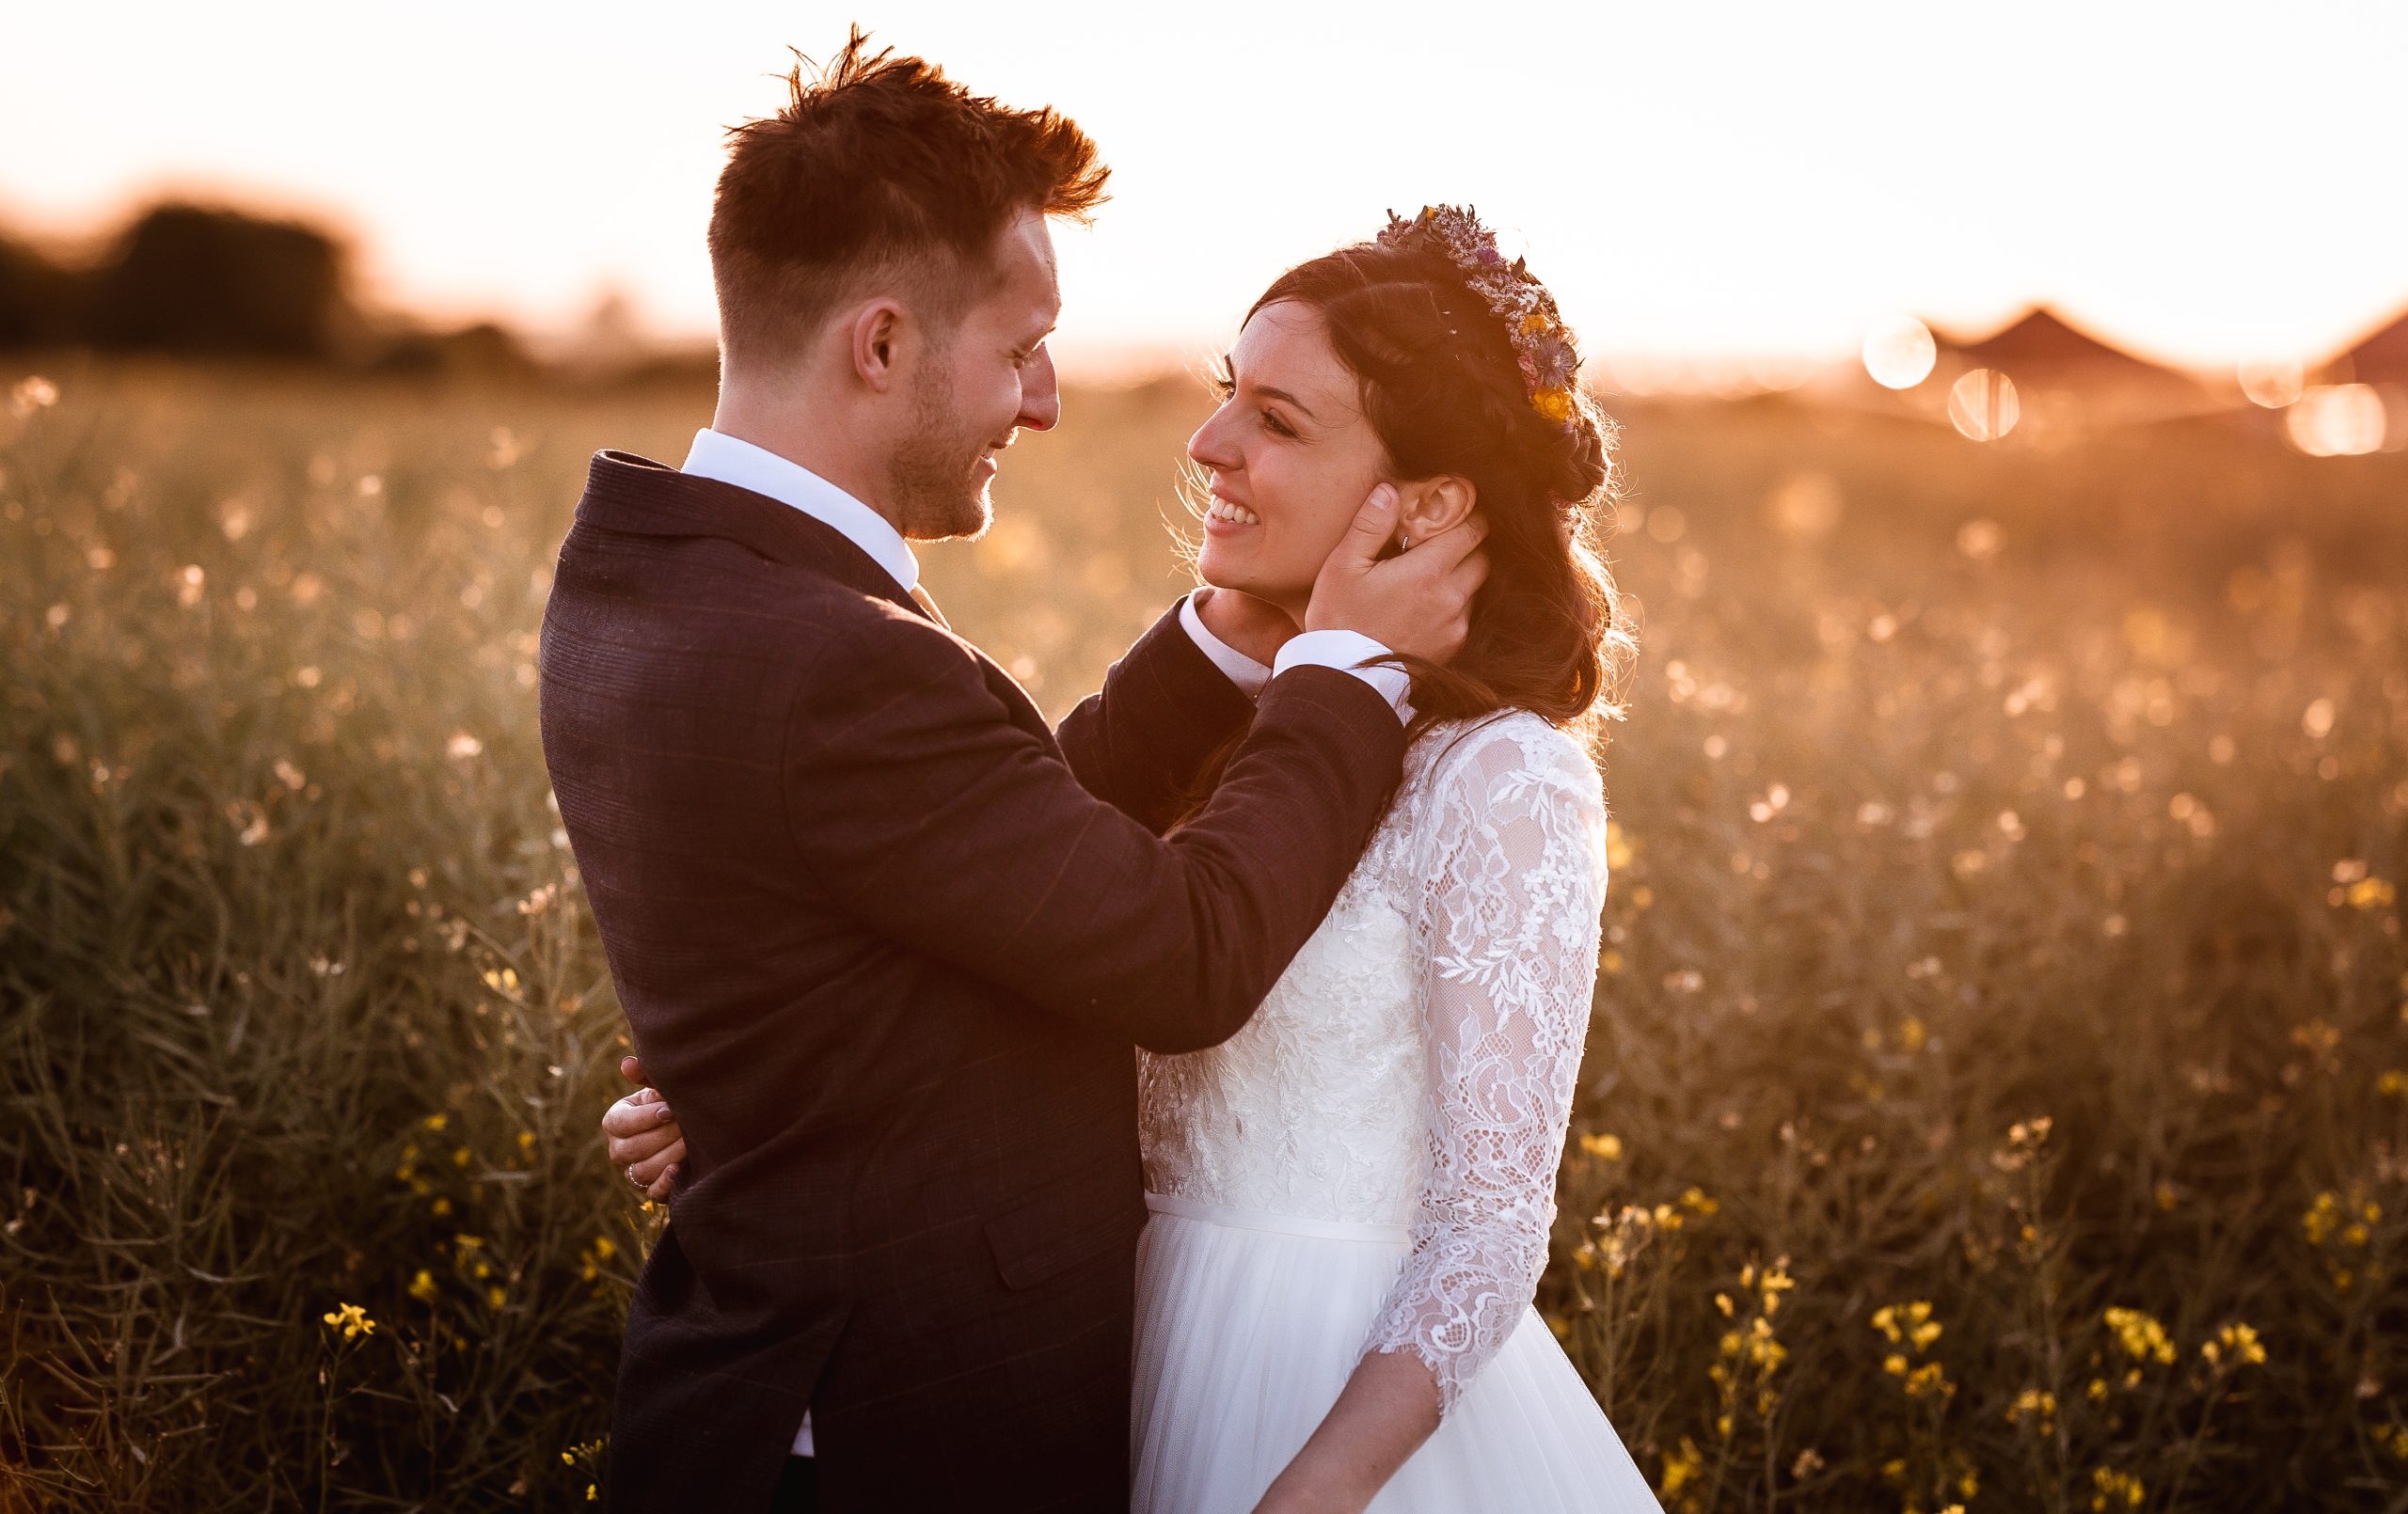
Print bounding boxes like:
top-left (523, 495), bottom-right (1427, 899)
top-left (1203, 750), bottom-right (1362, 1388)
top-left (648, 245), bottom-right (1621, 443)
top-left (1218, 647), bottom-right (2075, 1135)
top-left (680, 428), bottom-right (919, 594)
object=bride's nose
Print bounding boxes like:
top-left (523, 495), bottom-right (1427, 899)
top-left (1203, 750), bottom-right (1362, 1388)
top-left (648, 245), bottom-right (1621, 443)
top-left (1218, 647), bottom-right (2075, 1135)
top-left (1187, 406), bottom-right (1240, 472)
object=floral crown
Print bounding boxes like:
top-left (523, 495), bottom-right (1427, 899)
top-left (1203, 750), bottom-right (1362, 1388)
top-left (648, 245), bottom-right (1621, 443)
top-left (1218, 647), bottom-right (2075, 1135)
top-left (1375, 204), bottom-right (1581, 432)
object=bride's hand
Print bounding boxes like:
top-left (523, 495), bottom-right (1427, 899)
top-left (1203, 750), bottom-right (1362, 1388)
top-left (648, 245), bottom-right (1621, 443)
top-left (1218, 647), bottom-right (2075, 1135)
top-left (1194, 585), bottom-right (1300, 669)
top-left (603, 1054), bottom-right (685, 1200)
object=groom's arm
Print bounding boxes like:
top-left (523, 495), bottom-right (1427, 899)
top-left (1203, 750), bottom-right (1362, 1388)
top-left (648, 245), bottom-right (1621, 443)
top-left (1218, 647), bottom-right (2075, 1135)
top-left (1052, 596), bottom-right (1256, 834)
top-left (784, 611), bottom-right (1406, 1054)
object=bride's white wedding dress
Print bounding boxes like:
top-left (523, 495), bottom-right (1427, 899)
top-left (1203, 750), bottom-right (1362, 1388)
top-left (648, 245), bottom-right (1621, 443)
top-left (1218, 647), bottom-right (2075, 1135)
top-left (1133, 710), bottom-right (1662, 1513)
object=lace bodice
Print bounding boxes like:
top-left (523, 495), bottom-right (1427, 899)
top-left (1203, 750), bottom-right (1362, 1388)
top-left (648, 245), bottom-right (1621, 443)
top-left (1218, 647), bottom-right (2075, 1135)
top-left (1137, 710), bottom-right (1608, 1414)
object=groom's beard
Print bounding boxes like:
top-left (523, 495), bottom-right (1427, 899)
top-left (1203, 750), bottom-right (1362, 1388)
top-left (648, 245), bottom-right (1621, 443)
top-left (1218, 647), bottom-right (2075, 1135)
top-left (887, 357), bottom-right (992, 542)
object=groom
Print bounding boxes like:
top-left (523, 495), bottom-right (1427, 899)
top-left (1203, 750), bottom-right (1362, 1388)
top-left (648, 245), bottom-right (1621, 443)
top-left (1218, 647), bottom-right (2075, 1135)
top-left (539, 33), bottom-right (1485, 1514)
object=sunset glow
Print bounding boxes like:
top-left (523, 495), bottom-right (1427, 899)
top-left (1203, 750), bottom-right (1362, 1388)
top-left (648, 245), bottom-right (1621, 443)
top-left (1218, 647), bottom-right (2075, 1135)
top-left (5, 2), bottom-right (2406, 380)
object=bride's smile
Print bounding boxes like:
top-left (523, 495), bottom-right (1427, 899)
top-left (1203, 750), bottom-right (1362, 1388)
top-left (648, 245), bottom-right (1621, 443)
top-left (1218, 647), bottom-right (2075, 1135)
top-left (1187, 300), bottom-right (1395, 618)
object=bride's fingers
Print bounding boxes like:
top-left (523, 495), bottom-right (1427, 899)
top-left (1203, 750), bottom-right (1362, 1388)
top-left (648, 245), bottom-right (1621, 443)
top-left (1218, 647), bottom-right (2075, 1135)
top-left (607, 1121), bottom-right (684, 1169)
top-left (600, 1093), bottom-right (673, 1140)
top-left (643, 1164), bottom-right (678, 1202)
top-left (626, 1138), bottom-right (686, 1189)
top-left (605, 1107), bottom-right (680, 1159)
top-left (620, 1053), bottom-right (648, 1086)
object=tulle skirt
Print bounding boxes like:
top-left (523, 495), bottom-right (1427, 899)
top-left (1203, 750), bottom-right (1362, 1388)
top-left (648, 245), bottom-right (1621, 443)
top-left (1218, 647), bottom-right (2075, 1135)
top-left (1132, 1192), bottom-right (1664, 1514)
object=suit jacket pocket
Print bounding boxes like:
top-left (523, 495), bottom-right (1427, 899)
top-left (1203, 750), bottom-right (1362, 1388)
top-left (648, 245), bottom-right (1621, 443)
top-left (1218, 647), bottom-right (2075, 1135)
top-left (982, 1162), bottom-right (1146, 1291)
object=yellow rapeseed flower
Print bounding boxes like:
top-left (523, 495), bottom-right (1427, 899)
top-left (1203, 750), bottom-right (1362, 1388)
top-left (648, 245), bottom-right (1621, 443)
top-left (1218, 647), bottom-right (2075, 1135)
top-left (2007, 1388), bottom-right (2057, 1427)
top-left (2304, 1191), bottom-right (2342, 1246)
top-left (2103, 1306), bottom-right (2176, 1365)
top-left (320, 1301), bottom-right (376, 1341)
top-left (1660, 1436), bottom-right (1703, 1496)
top-left (408, 1269), bottom-right (437, 1303)
top-left (1577, 1131), bottom-right (1624, 1161)
top-left (2202, 1321), bottom-right (2267, 1368)
top-left (2089, 1467), bottom-right (2144, 1510)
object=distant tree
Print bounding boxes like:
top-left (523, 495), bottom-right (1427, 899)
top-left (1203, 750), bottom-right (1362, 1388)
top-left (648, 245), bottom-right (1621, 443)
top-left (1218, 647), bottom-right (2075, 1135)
top-left (371, 320), bottom-right (540, 383)
top-left (0, 233), bottom-right (83, 348)
top-left (84, 202), bottom-right (355, 358)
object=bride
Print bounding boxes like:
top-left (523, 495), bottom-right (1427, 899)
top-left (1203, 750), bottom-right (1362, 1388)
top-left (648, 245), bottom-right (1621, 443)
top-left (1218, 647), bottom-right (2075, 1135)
top-left (605, 205), bottom-right (1662, 1514)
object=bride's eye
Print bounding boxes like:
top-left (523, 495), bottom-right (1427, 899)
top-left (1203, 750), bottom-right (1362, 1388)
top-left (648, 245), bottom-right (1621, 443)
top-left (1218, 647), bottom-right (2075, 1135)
top-left (1260, 410), bottom-right (1297, 440)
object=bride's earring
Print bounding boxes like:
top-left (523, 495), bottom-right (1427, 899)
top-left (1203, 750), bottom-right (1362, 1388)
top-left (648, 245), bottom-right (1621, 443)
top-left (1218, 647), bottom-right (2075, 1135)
top-left (1399, 532), bottom-right (1412, 550)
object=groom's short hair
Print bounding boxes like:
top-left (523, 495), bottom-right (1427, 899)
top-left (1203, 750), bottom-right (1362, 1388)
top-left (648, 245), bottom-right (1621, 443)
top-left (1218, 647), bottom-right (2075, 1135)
top-left (709, 30), bottom-right (1108, 364)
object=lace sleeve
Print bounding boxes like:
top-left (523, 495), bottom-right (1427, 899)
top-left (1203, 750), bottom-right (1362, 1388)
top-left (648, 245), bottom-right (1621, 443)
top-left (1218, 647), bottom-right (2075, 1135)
top-left (1359, 719), bottom-right (1608, 1415)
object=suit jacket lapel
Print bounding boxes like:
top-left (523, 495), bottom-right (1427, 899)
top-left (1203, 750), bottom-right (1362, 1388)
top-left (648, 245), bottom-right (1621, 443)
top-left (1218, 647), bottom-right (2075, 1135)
top-left (578, 449), bottom-right (928, 622)
top-left (576, 449), bottom-right (1054, 740)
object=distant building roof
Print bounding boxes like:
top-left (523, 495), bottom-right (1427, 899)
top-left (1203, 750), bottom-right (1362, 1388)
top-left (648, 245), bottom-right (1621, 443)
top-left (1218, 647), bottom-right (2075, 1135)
top-left (2340, 309), bottom-right (2408, 383)
top-left (1939, 308), bottom-right (2188, 385)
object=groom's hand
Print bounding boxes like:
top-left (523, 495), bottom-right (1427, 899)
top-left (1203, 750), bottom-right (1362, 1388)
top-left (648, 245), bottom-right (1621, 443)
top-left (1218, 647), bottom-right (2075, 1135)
top-left (1195, 585), bottom-right (1301, 667)
top-left (1304, 484), bottom-right (1488, 665)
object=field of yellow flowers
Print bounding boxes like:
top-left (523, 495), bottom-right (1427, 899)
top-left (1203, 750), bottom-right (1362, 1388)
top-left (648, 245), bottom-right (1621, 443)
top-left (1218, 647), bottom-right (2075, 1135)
top-left (2, 358), bottom-right (2403, 1510)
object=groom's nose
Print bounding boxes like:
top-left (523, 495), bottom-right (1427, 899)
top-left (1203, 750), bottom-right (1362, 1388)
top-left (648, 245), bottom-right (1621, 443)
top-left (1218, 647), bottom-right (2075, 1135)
top-left (1016, 345), bottom-right (1061, 433)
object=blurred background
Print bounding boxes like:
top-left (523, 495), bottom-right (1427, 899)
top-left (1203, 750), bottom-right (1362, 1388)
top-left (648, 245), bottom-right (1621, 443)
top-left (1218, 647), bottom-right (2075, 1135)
top-left (3, 4), bottom-right (2404, 1510)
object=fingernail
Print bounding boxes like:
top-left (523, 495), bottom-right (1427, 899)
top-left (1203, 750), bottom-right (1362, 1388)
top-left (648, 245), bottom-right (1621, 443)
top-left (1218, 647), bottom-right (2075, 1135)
top-left (1372, 484), bottom-right (1398, 510)
top-left (657, 1106), bottom-right (673, 1123)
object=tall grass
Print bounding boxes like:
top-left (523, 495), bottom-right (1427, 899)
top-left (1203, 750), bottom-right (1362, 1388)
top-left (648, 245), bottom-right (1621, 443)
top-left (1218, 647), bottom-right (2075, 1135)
top-left (0, 358), bottom-right (2401, 1508)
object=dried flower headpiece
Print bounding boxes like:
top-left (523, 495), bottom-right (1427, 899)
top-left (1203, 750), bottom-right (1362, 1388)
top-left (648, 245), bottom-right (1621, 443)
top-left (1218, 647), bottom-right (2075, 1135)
top-left (1376, 204), bottom-right (1581, 431)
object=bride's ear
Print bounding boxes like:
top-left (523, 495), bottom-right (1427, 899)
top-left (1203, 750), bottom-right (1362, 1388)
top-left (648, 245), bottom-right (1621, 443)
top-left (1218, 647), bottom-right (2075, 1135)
top-left (1397, 475), bottom-right (1477, 544)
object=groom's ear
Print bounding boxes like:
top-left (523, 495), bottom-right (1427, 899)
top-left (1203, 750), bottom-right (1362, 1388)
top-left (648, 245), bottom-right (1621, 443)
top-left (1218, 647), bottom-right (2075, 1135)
top-left (848, 300), bottom-right (907, 392)
top-left (1397, 475), bottom-right (1477, 542)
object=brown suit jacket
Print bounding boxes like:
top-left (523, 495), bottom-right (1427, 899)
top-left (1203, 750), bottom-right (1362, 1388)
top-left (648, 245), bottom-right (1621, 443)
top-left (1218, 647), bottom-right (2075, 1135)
top-left (538, 451), bottom-right (1406, 1512)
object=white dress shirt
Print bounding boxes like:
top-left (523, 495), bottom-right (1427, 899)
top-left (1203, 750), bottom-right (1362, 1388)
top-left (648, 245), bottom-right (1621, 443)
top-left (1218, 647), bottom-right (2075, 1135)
top-left (1178, 594), bottom-right (1417, 722)
top-left (676, 427), bottom-right (1407, 1458)
top-left (681, 428), bottom-right (1411, 716)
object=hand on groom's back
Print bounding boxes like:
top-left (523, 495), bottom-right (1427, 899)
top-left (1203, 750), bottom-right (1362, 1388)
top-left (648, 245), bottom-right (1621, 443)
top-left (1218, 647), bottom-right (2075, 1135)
top-left (1306, 484), bottom-right (1489, 666)
top-left (603, 1055), bottom-right (682, 1199)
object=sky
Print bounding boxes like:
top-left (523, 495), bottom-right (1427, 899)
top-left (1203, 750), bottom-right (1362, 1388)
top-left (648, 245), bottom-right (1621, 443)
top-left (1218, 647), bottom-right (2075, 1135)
top-left (6, 0), bottom-right (2405, 381)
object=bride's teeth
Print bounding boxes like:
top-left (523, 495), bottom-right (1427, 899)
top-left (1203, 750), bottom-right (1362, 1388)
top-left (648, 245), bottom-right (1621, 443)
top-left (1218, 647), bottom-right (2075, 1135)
top-left (1210, 500), bottom-right (1259, 526)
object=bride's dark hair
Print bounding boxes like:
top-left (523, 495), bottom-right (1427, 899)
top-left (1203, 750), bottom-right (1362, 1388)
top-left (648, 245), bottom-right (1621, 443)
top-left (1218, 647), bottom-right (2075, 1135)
top-left (1247, 237), bottom-right (1633, 749)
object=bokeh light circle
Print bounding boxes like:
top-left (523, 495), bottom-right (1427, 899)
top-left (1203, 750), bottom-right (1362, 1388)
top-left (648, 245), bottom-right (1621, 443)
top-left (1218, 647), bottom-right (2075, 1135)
top-left (2285, 384), bottom-right (2386, 456)
top-left (2237, 358), bottom-right (2305, 409)
top-left (1861, 316), bottom-right (1938, 390)
top-left (1947, 369), bottom-right (2020, 441)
